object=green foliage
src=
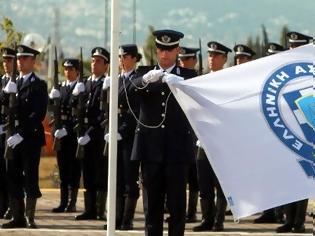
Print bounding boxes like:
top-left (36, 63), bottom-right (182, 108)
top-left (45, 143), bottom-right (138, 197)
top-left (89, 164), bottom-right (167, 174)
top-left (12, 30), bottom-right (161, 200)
top-left (143, 25), bottom-right (157, 66)
top-left (0, 16), bottom-right (23, 48)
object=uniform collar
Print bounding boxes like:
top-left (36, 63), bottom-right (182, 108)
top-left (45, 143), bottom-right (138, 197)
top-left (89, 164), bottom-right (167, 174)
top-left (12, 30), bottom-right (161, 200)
top-left (158, 63), bottom-right (176, 73)
top-left (123, 69), bottom-right (135, 79)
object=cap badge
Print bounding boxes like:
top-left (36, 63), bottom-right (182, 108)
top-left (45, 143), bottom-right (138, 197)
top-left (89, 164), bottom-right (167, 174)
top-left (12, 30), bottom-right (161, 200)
top-left (161, 35), bottom-right (171, 43)
top-left (270, 44), bottom-right (276, 50)
top-left (211, 43), bottom-right (217, 50)
top-left (237, 46), bottom-right (244, 52)
top-left (17, 46), bottom-right (24, 53)
top-left (291, 33), bottom-right (298, 40)
top-left (96, 48), bottom-right (102, 54)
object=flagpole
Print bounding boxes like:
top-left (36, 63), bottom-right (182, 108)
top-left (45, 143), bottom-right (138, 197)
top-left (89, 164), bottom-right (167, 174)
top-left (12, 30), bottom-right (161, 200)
top-left (107, 0), bottom-right (120, 235)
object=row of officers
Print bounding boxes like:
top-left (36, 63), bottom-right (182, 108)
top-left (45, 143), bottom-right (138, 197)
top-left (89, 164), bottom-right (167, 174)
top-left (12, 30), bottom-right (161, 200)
top-left (0, 29), bottom-right (313, 235)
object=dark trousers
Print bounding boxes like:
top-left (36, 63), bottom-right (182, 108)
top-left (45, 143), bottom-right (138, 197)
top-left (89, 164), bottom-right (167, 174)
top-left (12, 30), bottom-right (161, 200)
top-left (142, 162), bottom-right (189, 236)
top-left (82, 130), bottom-right (107, 192)
top-left (7, 141), bottom-right (42, 199)
top-left (187, 161), bottom-right (199, 192)
top-left (57, 133), bottom-right (81, 189)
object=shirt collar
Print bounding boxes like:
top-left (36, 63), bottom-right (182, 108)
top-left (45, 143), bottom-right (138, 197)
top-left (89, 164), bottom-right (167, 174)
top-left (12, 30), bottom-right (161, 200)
top-left (19, 72), bottom-right (32, 83)
top-left (159, 64), bottom-right (176, 73)
top-left (123, 69), bottom-right (135, 79)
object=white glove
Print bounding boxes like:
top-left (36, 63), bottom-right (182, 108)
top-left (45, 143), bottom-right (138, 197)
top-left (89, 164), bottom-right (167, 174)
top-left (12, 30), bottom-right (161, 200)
top-left (104, 132), bottom-right (122, 142)
top-left (0, 125), bottom-right (5, 135)
top-left (7, 133), bottom-right (24, 149)
top-left (54, 128), bottom-right (68, 139)
top-left (3, 81), bottom-right (17, 94)
top-left (103, 76), bottom-right (110, 90)
top-left (143, 69), bottom-right (164, 84)
top-left (72, 82), bottom-right (85, 96)
top-left (196, 140), bottom-right (202, 148)
top-left (78, 134), bottom-right (91, 146)
top-left (162, 73), bottom-right (184, 85)
top-left (49, 88), bottom-right (61, 99)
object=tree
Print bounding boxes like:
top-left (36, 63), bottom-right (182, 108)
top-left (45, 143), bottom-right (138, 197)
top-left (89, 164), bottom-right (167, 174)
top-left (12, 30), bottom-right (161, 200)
top-left (261, 24), bottom-right (269, 57)
top-left (143, 25), bottom-right (157, 66)
top-left (280, 25), bottom-right (289, 49)
top-left (0, 16), bottom-right (23, 48)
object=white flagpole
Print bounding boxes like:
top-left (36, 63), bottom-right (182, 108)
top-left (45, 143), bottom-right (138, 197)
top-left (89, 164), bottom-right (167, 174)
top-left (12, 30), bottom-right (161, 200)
top-left (107, 0), bottom-right (120, 235)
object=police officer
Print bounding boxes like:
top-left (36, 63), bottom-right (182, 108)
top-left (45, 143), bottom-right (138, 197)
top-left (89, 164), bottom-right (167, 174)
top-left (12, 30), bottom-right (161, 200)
top-left (233, 44), bottom-right (255, 65)
top-left (265, 43), bottom-right (285, 56)
top-left (0, 47), bottom-right (16, 219)
top-left (178, 47), bottom-right (199, 70)
top-left (127, 29), bottom-right (197, 236)
top-left (1, 44), bottom-right (48, 229)
top-left (49, 59), bottom-right (81, 213)
top-left (193, 41), bottom-right (231, 232)
top-left (253, 42), bottom-right (285, 224)
top-left (178, 46), bottom-right (200, 223)
top-left (276, 31), bottom-right (313, 233)
top-left (73, 47), bottom-right (109, 221)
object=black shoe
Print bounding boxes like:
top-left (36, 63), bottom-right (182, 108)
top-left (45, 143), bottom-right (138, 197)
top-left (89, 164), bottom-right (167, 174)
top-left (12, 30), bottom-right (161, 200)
top-left (52, 205), bottom-right (66, 213)
top-left (65, 205), bottom-right (77, 213)
top-left (1, 218), bottom-right (27, 228)
top-left (193, 220), bottom-right (213, 232)
top-left (26, 218), bottom-right (37, 228)
top-left (292, 224), bottom-right (305, 233)
top-left (75, 211), bottom-right (97, 220)
top-left (213, 223), bottom-right (224, 232)
top-left (254, 214), bottom-right (277, 223)
top-left (185, 214), bottom-right (197, 223)
top-left (3, 208), bottom-right (12, 220)
top-left (225, 210), bottom-right (232, 215)
top-left (120, 224), bottom-right (133, 231)
top-left (97, 214), bottom-right (106, 221)
top-left (276, 224), bottom-right (293, 233)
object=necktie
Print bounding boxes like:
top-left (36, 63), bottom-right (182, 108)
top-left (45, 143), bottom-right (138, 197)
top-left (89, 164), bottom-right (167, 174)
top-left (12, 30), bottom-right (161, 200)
top-left (18, 77), bottom-right (24, 89)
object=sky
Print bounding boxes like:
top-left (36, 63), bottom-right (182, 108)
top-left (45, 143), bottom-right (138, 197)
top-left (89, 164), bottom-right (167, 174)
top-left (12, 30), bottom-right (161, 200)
top-left (0, 0), bottom-right (314, 57)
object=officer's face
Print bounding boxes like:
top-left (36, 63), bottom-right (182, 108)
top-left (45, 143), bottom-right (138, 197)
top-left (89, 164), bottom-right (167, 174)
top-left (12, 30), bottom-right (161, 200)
top-left (236, 55), bottom-right (251, 65)
top-left (2, 57), bottom-right (14, 74)
top-left (64, 67), bottom-right (78, 81)
top-left (156, 47), bottom-right (180, 69)
top-left (179, 57), bottom-right (197, 70)
top-left (208, 52), bottom-right (227, 72)
top-left (17, 56), bottom-right (35, 74)
top-left (119, 54), bottom-right (137, 72)
top-left (91, 56), bottom-right (108, 77)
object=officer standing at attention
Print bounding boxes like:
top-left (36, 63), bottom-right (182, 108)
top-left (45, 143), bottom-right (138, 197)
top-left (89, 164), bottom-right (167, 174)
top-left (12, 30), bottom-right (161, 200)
top-left (276, 31), bottom-right (312, 234)
top-left (1, 44), bottom-right (48, 229)
top-left (193, 41), bottom-right (231, 232)
top-left (127, 29), bottom-right (197, 236)
top-left (177, 46), bottom-right (200, 223)
top-left (253, 42), bottom-right (285, 224)
top-left (49, 59), bottom-right (81, 213)
top-left (233, 44), bottom-right (255, 65)
top-left (0, 47), bottom-right (16, 219)
top-left (73, 47), bottom-right (110, 221)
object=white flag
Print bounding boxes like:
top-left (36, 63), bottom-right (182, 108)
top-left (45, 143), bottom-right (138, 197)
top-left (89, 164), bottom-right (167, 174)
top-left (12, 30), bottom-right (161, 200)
top-left (170, 44), bottom-right (315, 219)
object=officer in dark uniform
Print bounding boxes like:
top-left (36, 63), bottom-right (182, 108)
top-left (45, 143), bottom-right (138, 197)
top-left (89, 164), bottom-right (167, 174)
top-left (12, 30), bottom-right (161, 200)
top-left (253, 42), bottom-right (285, 224)
top-left (0, 47), bottom-right (16, 219)
top-left (276, 31), bottom-right (312, 233)
top-left (127, 29), bottom-right (197, 236)
top-left (74, 47), bottom-right (109, 221)
top-left (233, 44), bottom-right (255, 65)
top-left (178, 47), bottom-right (199, 71)
top-left (49, 59), bottom-right (81, 213)
top-left (193, 41), bottom-right (231, 232)
top-left (265, 43), bottom-right (285, 56)
top-left (177, 46), bottom-right (200, 223)
top-left (1, 44), bottom-right (48, 229)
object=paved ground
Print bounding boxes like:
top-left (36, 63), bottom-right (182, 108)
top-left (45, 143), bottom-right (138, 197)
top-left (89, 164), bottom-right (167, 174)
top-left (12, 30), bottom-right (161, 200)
top-left (0, 189), bottom-right (313, 236)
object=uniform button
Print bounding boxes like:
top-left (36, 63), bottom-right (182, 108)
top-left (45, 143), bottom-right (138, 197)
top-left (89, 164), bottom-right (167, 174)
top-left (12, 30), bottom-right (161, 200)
top-left (161, 113), bottom-right (165, 117)
top-left (119, 104), bottom-right (123, 108)
top-left (161, 92), bottom-right (165, 95)
top-left (161, 102), bottom-right (165, 106)
top-left (161, 125), bottom-right (165, 128)
top-left (146, 89), bottom-right (149, 93)
top-left (135, 89), bottom-right (138, 92)
top-left (119, 114), bottom-right (122, 117)
top-left (137, 128), bottom-right (140, 131)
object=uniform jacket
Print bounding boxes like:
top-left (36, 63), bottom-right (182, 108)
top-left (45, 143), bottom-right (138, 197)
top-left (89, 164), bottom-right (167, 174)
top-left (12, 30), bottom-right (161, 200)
top-left (16, 73), bottom-right (48, 146)
top-left (128, 65), bottom-right (197, 163)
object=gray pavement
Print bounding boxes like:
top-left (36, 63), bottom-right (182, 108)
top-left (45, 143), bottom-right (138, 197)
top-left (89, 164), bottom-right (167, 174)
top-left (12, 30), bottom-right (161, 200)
top-left (0, 189), bottom-right (313, 236)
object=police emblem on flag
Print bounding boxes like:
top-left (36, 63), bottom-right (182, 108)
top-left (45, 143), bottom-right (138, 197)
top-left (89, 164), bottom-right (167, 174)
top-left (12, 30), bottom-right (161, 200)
top-left (261, 62), bottom-right (315, 178)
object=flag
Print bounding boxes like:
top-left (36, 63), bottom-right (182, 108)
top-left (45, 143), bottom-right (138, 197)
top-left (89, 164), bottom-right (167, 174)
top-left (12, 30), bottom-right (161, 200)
top-left (169, 43), bottom-right (315, 219)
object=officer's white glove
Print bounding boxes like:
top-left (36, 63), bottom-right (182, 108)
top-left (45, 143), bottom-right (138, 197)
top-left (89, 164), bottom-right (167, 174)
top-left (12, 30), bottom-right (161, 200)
top-left (3, 81), bottom-right (17, 94)
top-left (0, 125), bottom-right (5, 135)
top-left (142, 69), bottom-right (164, 84)
top-left (78, 134), bottom-right (91, 146)
top-left (196, 140), bottom-right (202, 148)
top-left (162, 73), bottom-right (184, 85)
top-left (72, 82), bottom-right (85, 96)
top-left (54, 128), bottom-right (68, 139)
top-left (103, 76), bottom-right (110, 90)
top-left (104, 132), bottom-right (122, 142)
top-left (7, 133), bottom-right (24, 148)
top-left (49, 88), bottom-right (61, 99)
